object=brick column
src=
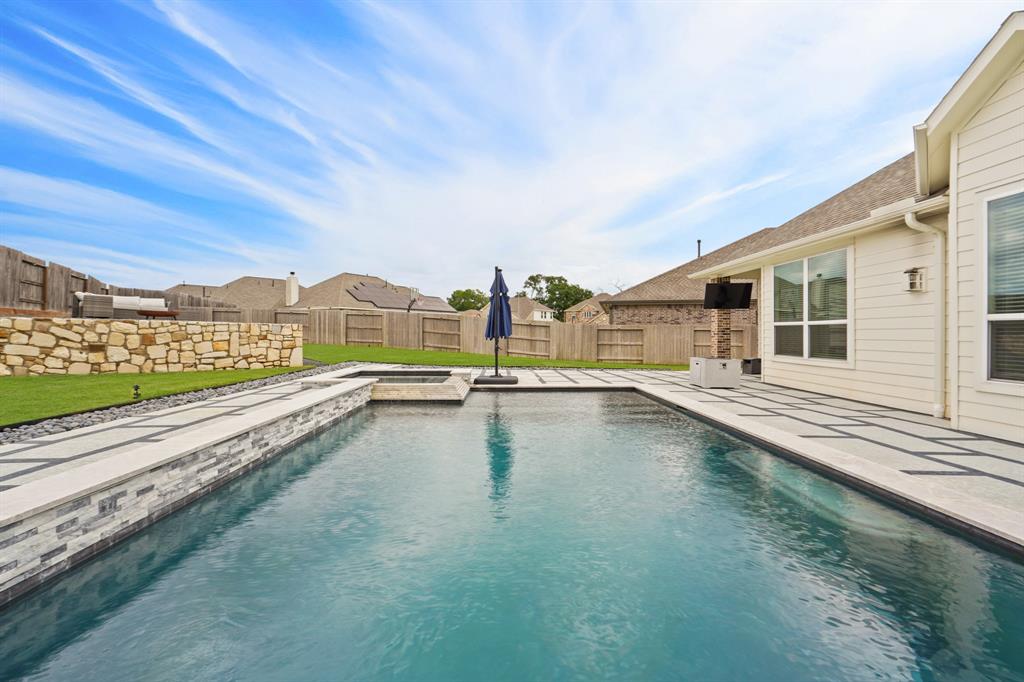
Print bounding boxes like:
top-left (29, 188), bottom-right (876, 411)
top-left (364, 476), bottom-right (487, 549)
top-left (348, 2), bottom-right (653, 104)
top-left (710, 276), bottom-right (731, 359)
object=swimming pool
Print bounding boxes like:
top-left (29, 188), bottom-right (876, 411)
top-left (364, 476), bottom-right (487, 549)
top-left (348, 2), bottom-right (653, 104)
top-left (2, 392), bottom-right (1022, 680)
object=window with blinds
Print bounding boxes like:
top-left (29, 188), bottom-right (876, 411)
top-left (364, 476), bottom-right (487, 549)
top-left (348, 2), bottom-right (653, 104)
top-left (772, 249), bottom-right (848, 361)
top-left (987, 191), bottom-right (1024, 382)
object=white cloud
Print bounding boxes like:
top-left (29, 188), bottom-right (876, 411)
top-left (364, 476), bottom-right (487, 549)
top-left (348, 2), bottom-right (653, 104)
top-left (2, 1), bottom-right (1017, 294)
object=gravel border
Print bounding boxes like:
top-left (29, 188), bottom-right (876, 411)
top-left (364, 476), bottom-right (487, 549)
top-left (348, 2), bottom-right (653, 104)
top-left (0, 362), bottom-right (357, 445)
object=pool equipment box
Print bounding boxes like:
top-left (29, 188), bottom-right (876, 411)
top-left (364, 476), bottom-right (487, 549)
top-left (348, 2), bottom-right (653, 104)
top-left (689, 357), bottom-right (741, 389)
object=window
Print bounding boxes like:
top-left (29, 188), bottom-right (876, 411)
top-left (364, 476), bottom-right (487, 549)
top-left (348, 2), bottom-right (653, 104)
top-left (986, 191), bottom-right (1024, 382)
top-left (773, 249), bottom-right (849, 361)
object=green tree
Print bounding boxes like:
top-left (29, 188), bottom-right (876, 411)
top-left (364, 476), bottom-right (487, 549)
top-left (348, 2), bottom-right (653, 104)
top-left (447, 288), bottom-right (489, 311)
top-left (518, 274), bottom-right (593, 321)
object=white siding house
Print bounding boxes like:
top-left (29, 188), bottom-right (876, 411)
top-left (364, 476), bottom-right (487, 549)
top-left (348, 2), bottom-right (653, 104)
top-left (694, 13), bottom-right (1023, 442)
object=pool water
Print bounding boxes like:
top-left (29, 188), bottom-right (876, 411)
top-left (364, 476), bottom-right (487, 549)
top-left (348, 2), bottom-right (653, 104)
top-left (2, 393), bottom-right (1022, 681)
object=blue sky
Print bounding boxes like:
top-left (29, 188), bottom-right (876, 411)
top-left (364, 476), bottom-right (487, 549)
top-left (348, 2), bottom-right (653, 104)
top-left (0, 1), bottom-right (1018, 297)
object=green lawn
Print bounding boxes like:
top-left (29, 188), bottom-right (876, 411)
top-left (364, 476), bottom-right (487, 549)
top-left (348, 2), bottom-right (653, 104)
top-left (304, 344), bottom-right (689, 371)
top-left (0, 367), bottom-right (303, 427)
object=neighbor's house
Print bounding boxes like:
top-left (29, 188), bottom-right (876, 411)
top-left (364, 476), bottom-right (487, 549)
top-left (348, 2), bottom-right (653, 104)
top-left (168, 275), bottom-right (304, 309)
top-left (483, 296), bottom-right (556, 322)
top-left (170, 272), bottom-right (455, 314)
top-left (693, 12), bottom-right (1023, 441)
top-left (565, 293), bottom-right (611, 324)
top-left (601, 230), bottom-right (771, 326)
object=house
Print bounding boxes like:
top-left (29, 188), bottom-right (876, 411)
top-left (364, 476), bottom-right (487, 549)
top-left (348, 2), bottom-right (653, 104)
top-left (482, 296), bottom-right (555, 322)
top-left (168, 275), bottom-right (302, 309)
top-left (294, 273), bottom-right (454, 313)
top-left (565, 293), bottom-right (611, 324)
top-left (601, 231), bottom-right (772, 326)
top-left (170, 272), bottom-right (455, 314)
top-left (692, 12), bottom-right (1024, 441)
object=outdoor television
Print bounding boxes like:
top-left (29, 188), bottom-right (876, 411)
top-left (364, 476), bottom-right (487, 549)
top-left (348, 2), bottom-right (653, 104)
top-left (702, 282), bottom-right (753, 309)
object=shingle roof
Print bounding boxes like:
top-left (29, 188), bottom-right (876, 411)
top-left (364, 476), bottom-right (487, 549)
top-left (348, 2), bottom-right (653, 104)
top-left (566, 292), bottom-right (611, 312)
top-left (741, 152), bottom-right (919, 253)
top-left (168, 276), bottom-right (303, 309)
top-left (608, 153), bottom-right (922, 303)
top-left (347, 281), bottom-right (455, 313)
top-left (482, 296), bottom-right (552, 320)
top-left (606, 229), bottom-right (773, 304)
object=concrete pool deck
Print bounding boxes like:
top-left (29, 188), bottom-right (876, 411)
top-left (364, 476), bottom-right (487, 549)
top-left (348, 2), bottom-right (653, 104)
top-left (1, 364), bottom-right (1022, 568)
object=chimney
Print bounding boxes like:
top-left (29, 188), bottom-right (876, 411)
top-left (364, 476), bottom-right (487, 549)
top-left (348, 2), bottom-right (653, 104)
top-left (285, 272), bottom-right (299, 306)
top-left (697, 239), bottom-right (702, 258)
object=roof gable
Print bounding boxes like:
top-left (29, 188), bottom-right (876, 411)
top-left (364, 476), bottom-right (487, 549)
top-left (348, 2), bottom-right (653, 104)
top-left (606, 228), bottom-right (773, 304)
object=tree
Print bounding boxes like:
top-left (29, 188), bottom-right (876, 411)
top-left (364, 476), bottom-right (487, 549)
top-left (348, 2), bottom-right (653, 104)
top-left (447, 288), bottom-right (489, 311)
top-left (518, 274), bottom-right (593, 321)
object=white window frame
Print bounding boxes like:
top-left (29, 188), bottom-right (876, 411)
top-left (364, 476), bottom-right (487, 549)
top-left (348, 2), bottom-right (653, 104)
top-left (770, 247), bottom-right (854, 368)
top-left (976, 180), bottom-right (1024, 395)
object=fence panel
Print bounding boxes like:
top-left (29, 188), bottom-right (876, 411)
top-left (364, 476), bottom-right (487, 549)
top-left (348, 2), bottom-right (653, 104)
top-left (345, 311), bottom-right (384, 346)
top-left (551, 323), bottom-right (598, 362)
top-left (383, 310), bottom-right (420, 349)
top-left (508, 321), bottom-right (551, 358)
top-left (306, 308), bottom-right (344, 344)
top-left (17, 253), bottom-right (46, 310)
top-left (211, 309), bottom-right (242, 322)
top-left (274, 310), bottom-right (310, 327)
top-left (422, 315), bottom-right (461, 351)
top-left (596, 327), bottom-right (644, 363)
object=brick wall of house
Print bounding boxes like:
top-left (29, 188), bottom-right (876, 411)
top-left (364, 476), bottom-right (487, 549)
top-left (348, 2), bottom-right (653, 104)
top-left (608, 303), bottom-right (758, 326)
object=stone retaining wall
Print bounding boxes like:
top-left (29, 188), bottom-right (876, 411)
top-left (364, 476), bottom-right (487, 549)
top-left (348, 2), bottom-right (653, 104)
top-left (0, 318), bottom-right (302, 376)
top-left (0, 383), bottom-right (370, 607)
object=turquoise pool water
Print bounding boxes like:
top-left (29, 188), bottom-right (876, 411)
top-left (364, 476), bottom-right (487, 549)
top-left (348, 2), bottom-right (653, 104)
top-left (2, 392), bottom-right (1023, 681)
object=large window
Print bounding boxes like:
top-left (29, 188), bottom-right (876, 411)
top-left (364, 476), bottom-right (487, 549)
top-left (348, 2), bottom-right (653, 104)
top-left (773, 249), bottom-right (849, 361)
top-left (987, 191), bottom-right (1024, 382)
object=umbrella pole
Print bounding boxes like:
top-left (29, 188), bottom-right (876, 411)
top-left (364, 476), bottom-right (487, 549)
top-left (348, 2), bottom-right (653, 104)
top-left (494, 335), bottom-right (499, 376)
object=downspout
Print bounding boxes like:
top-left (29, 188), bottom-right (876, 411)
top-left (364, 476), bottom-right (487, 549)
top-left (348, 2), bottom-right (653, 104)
top-left (904, 212), bottom-right (947, 419)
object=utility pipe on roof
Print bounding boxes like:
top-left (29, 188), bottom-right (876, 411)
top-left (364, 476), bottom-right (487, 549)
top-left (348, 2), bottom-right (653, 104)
top-left (904, 212), bottom-right (947, 419)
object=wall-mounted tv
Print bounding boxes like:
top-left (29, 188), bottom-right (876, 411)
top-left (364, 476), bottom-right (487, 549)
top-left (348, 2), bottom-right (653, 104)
top-left (703, 282), bottom-right (753, 309)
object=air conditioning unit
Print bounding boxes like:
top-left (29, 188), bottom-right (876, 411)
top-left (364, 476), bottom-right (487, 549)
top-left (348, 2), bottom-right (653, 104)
top-left (690, 357), bottom-right (742, 388)
top-left (905, 267), bottom-right (926, 292)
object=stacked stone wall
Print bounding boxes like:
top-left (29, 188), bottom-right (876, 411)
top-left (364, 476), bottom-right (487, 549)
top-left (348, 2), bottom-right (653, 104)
top-left (0, 318), bottom-right (302, 376)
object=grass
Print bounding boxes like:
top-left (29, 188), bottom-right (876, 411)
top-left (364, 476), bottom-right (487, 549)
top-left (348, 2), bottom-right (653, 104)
top-left (0, 367), bottom-right (304, 427)
top-left (304, 344), bottom-right (689, 371)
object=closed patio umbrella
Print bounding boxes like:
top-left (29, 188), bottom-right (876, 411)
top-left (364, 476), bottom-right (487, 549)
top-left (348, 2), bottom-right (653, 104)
top-left (475, 266), bottom-right (519, 385)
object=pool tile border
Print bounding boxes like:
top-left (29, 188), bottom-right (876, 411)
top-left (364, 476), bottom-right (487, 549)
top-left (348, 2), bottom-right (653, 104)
top-left (0, 380), bottom-right (374, 608)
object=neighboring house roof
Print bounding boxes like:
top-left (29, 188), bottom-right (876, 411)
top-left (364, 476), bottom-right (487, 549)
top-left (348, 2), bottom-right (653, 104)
top-left (482, 296), bottom-right (552, 320)
top-left (168, 276), bottom-right (303, 309)
top-left (292, 272), bottom-right (454, 313)
top-left (566, 293), bottom-right (611, 313)
top-left (692, 153), bottom-right (943, 279)
top-left (348, 281), bottom-right (455, 313)
top-left (459, 308), bottom-right (485, 318)
top-left (605, 229), bottom-right (773, 305)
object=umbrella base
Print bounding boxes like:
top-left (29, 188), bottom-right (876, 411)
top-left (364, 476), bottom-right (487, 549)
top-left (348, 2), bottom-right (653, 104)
top-left (474, 375), bottom-right (519, 385)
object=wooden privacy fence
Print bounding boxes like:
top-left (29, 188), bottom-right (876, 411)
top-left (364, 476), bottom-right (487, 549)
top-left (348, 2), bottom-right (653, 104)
top-left (177, 306), bottom-right (758, 365)
top-left (0, 245), bottom-right (237, 312)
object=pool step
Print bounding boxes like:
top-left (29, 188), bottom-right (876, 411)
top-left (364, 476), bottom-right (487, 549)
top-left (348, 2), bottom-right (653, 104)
top-left (369, 372), bottom-right (472, 403)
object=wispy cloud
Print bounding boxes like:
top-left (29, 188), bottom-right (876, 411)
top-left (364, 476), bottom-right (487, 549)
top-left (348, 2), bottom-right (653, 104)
top-left (0, 0), bottom-right (1016, 293)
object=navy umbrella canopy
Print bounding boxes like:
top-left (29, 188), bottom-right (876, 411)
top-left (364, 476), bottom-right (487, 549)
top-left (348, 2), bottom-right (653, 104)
top-left (485, 267), bottom-right (513, 341)
top-left (476, 266), bottom-right (519, 384)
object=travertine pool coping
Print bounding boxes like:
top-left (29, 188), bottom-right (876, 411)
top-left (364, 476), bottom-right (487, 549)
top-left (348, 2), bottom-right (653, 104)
top-left (0, 378), bottom-right (376, 528)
